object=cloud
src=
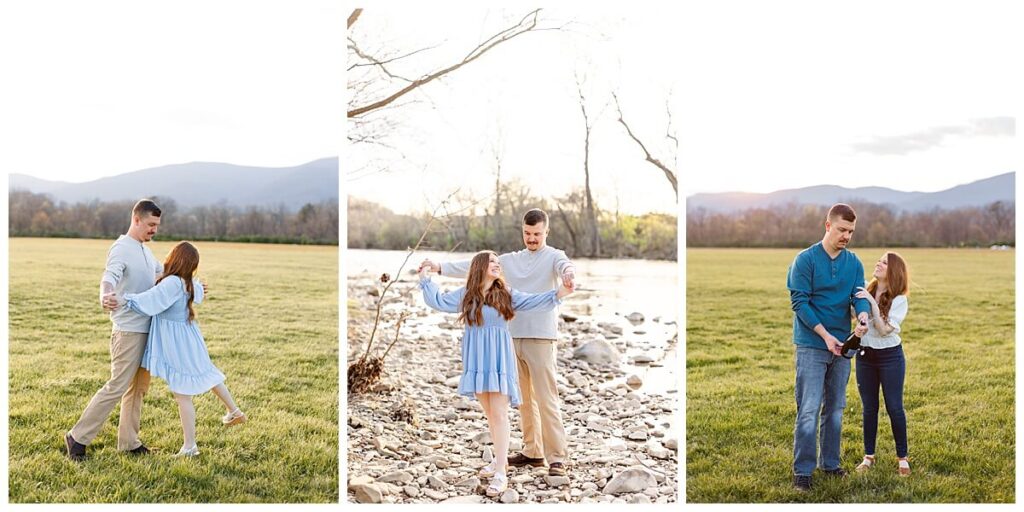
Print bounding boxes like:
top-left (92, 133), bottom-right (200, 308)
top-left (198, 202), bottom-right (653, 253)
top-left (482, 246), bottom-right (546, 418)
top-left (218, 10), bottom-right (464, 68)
top-left (851, 117), bottom-right (1015, 155)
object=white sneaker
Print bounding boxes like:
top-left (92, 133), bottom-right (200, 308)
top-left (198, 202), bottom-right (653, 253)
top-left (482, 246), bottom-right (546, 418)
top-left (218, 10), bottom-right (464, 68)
top-left (175, 444), bottom-right (200, 457)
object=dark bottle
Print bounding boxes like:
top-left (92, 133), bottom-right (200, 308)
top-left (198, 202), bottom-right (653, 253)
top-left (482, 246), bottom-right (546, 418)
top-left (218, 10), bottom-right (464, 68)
top-left (841, 321), bottom-right (867, 359)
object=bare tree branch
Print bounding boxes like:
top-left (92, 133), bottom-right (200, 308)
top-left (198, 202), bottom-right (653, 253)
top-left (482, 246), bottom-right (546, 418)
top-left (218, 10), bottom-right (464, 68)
top-left (613, 92), bottom-right (678, 200)
top-left (348, 37), bottom-right (442, 82)
top-left (348, 8), bottom-right (362, 29)
top-left (348, 9), bottom-right (545, 118)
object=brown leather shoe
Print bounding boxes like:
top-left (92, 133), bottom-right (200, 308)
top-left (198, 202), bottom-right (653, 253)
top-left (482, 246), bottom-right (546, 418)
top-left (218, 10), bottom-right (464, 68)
top-left (548, 462), bottom-right (568, 476)
top-left (507, 452), bottom-right (545, 468)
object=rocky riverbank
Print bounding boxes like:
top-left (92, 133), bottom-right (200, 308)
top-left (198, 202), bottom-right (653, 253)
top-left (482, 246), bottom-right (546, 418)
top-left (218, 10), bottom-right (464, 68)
top-left (346, 275), bottom-right (678, 504)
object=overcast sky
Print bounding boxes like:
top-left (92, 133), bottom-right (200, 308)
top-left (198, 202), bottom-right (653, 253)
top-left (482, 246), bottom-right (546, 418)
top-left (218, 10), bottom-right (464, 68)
top-left (345, 6), bottom-right (681, 216)
top-left (0, 0), bottom-right (342, 183)
top-left (677, 1), bottom-right (1017, 195)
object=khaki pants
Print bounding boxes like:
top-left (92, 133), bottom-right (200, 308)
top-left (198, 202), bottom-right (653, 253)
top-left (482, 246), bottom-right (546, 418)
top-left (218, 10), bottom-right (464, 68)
top-left (514, 337), bottom-right (568, 464)
top-left (70, 330), bottom-right (150, 450)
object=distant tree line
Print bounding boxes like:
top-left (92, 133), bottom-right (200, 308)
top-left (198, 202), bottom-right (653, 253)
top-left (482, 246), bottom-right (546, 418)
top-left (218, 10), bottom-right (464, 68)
top-left (9, 190), bottom-right (338, 245)
top-left (348, 183), bottom-right (677, 261)
top-left (687, 201), bottom-right (1014, 248)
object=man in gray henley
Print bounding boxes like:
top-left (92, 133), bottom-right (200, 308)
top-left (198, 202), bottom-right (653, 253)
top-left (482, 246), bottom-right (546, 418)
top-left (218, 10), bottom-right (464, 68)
top-left (64, 199), bottom-right (164, 461)
top-left (420, 208), bottom-right (576, 476)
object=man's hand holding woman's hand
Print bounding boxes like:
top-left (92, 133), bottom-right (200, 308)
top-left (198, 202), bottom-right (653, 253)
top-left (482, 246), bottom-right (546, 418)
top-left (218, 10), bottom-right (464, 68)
top-left (561, 269), bottom-right (576, 289)
top-left (556, 278), bottom-right (575, 299)
top-left (101, 292), bottom-right (119, 311)
top-left (418, 259), bottom-right (441, 275)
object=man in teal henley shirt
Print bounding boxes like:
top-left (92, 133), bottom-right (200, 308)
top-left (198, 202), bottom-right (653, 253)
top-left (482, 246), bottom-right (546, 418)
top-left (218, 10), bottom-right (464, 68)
top-left (787, 203), bottom-right (870, 492)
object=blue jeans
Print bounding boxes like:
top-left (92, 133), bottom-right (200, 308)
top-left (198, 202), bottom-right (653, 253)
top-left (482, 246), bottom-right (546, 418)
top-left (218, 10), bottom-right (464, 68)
top-left (855, 345), bottom-right (908, 457)
top-left (793, 345), bottom-right (850, 476)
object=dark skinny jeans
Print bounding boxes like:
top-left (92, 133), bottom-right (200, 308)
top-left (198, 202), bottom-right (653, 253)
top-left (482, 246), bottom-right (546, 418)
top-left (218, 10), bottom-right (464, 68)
top-left (855, 345), bottom-right (908, 458)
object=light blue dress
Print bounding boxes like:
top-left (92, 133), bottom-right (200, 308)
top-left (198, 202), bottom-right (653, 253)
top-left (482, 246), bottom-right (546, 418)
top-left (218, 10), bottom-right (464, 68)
top-left (419, 277), bottom-right (561, 407)
top-left (123, 275), bottom-right (225, 395)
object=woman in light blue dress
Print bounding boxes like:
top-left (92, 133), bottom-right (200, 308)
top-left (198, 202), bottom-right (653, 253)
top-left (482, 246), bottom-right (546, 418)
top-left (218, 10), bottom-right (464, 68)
top-left (418, 250), bottom-right (573, 497)
top-left (116, 241), bottom-right (246, 457)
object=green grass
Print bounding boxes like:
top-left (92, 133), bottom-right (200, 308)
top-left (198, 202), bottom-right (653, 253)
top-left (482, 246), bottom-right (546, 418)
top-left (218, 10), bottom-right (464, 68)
top-left (686, 248), bottom-right (1014, 503)
top-left (8, 238), bottom-right (339, 503)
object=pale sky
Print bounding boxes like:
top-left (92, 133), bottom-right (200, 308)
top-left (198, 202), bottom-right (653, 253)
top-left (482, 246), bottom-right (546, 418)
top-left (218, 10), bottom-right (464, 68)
top-left (345, 6), bottom-right (681, 216)
top-left (677, 1), bottom-right (1018, 195)
top-left (0, 0), bottom-right (343, 183)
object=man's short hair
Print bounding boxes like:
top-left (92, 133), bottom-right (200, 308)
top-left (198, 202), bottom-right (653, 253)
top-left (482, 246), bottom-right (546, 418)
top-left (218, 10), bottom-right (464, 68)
top-left (132, 199), bottom-right (162, 218)
top-left (827, 203), bottom-right (856, 223)
top-left (523, 208), bottom-right (548, 226)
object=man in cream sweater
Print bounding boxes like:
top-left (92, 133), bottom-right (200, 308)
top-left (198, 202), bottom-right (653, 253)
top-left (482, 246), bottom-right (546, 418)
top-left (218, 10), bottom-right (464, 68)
top-left (421, 208), bottom-right (576, 477)
top-left (64, 199), bottom-right (164, 461)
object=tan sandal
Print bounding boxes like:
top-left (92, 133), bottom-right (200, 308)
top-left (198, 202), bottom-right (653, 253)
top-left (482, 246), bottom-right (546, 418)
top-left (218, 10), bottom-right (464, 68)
top-left (222, 408), bottom-right (247, 426)
top-left (898, 458), bottom-right (911, 477)
top-left (485, 473), bottom-right (508, 497)
top-left (855, 455), bottom-right (875, 473)
top-left (478, 461), bottom-right (499, 478)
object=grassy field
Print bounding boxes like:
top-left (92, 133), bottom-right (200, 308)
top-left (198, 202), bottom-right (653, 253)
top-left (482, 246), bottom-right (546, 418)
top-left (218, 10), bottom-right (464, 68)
top-left (686, 247), bottom-right (1014, 503)
top-left (8, 238), bottom-right (338, 503)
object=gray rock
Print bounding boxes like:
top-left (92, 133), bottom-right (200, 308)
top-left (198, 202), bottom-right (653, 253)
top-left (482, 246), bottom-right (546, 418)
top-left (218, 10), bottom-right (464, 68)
top-left (445, 376), bottom-right (461, 388)
top-left (573, 339), bottom-right (621, 365)
top-left (482, 446), bottom-right (493, 462)
top-left (352, 484), bottom-right (382, 503)
top-left (545, 475), bottom-right (571, 487)
top-left (423, 488), bottom-right (448, 500)
top-left (626, 312), bottom-right (644, 322)
top-left (500, 489), bottom-right (520, 503)
top-left (470, 431), bottom-right (492, 445)
top-left (632, 354), bottom-right (655, 364)
top-left (348, 474), bottom-right (374, 489)
top-left (647, 442), bottom-right (672, 459)
top-left (629, 493), bottom-right (652, 504)
top-left (455, 476), bottom-right (480, 488)
top-left (664, 437), bottom-right (678, 451)
top-left (627, 430), bottom-right (649, 441)
top-left (441, 495), bottom-right (484, 503)
top-left (511, 474), bottom-right (535, 484)
top-left (602, 467), bottom-right (658, 494)
top-left (426, 475), bottom-right (447, 489)
top-left (403, 485), bottom-right (421, 498)
top-left (378, 470), bottom-right (414, 484)
top-left (626, 374), bottom-right (643, 390)
top-left (605, 437), bottom-right (628, 451)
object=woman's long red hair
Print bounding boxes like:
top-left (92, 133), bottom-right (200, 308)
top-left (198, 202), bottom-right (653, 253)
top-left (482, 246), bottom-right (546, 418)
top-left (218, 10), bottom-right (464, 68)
top-left (459, 251), bottom-right (514, 326)
top-left (157, 241), bottom-right (200, 321)
top-left (866, 251), bottom-right (909, 320)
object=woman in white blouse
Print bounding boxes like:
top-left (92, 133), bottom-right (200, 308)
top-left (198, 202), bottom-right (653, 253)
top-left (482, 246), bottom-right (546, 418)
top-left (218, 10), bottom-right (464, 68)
top-left (853, 252), bottom-right (911, 476)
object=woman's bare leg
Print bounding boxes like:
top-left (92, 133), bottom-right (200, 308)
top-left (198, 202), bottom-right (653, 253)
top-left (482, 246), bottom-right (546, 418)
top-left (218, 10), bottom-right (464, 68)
top-left (210, 382), bottom-right (239, 413)
top-left (173, 393), bottom-right (197, 448)
top-left (488, 392), bottom-right (510, 477)
top-left (476, 392), bottom-right (497, 468)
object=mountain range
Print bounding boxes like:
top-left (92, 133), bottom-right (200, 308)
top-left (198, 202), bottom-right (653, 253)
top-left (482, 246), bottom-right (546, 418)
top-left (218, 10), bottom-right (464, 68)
top-left (686, 172), bottom-right (1014, 213)
top-left (9, 157), bottom-right (338, 211)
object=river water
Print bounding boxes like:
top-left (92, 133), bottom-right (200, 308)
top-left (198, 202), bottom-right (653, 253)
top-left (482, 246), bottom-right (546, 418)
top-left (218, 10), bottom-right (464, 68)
top-left (346, 249), bottom-right (680, 395)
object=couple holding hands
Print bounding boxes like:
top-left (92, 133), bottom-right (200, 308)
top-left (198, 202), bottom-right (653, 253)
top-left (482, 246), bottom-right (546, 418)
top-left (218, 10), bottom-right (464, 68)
top-left (416, 208), bottom-right (577, 497)
top-left (64, 199), bottom-right (245, 461)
